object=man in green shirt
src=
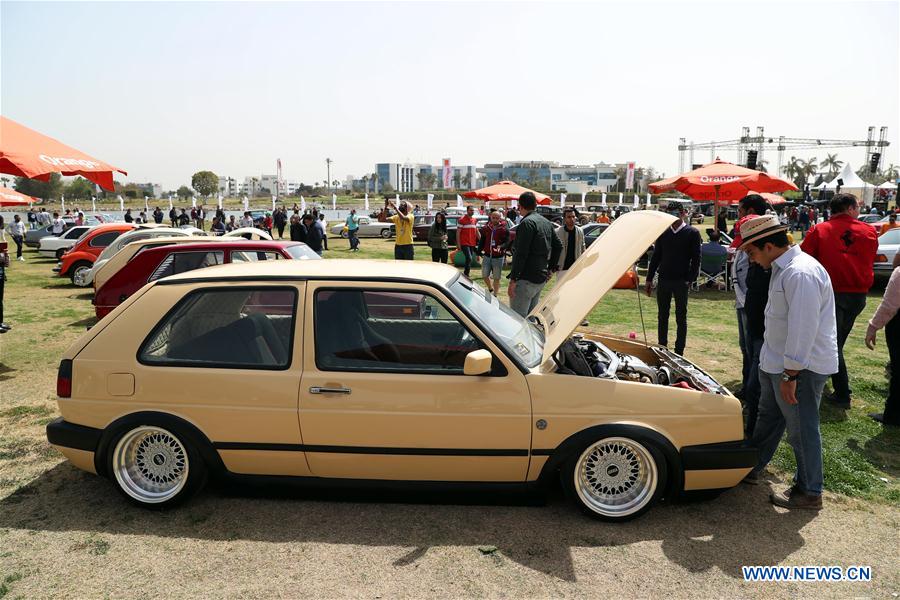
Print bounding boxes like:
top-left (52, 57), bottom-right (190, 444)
top-left (345, 209), bottom-right (360, 252)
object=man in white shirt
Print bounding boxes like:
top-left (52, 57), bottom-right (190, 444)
top-left (51, 212), bottom-right (65, 235)
top-left (740, 215), bottom-right (838, 510)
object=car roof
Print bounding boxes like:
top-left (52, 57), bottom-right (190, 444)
top-left (160, 257), bottom-right (460, 286)
top-left (145, 240), bottom-right (302, 253)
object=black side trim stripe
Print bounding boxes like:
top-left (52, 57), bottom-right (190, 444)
top-left (680, 441), bottom-right (757, 470)
top-left (214, 442), bottom-right (530, 457)
top-left (530, 449), bottom-right (554, 456)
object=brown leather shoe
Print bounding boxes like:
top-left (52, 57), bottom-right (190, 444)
top-left (770, 488), bottom-right (822, 510)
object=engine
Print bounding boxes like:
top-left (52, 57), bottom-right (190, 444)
top-left (564, 334), bottom-right (726, 394)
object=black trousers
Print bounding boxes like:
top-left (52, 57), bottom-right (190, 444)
top-left (657, 279), bottom-right (689, 355)
top-left (884, 315), bottom-right (900, 425)
top-left (832, 292), bottom-right (867, 401)
top-left (431, 248), bottom-right (448, 263)
top-left (394, 244), bottom-right (414, 260)
top-left (276, 224), bottom-right (285, 239)
top-left (12, 236), bottom-right (23, 259)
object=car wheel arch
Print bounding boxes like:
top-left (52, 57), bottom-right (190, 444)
top-left (535, 423), bottom-right (683, 499)
top-left (93, 410), bottom-right (225, 478)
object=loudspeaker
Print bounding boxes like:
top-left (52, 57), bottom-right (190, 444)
top-left (746, 150), bottom-right (758, 170)
top-left (870, 153), bottom-right (881, 174)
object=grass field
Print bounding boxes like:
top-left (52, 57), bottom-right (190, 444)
top-left (0, 233), bottom-right (898, 598)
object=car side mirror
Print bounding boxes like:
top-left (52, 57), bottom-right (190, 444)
top-left (463, 349), bottom-right (493, 376)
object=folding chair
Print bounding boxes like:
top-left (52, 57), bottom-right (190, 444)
top-left (696, 250), bottom-right (729, 291)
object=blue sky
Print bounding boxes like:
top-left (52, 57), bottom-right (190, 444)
top-left (2, 1), bottom-right (898, 189)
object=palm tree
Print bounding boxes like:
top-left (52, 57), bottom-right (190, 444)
top-left (452, 173), bottom-right (461, 189)
top-left (371, 173), bottom-right (379, 195)
top-left (883, 163), bottom-right (899, 180)
top-left (756, 159), bottom-right (769, 173)
top-left (820, 153), bottom-right (843, 178)
top-left (362, 175), bottom-right (369, 194)
top-left (461, 173), bottom-right (472, 189)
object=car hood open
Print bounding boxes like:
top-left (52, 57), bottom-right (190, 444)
top-left (529, 210), bottom-right (677, 366)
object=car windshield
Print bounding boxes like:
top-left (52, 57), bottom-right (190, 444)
top-left (285, 244), bottom-right (321, 260)
top-left (880, 229), bottom-right (900, 245)
top-left (448, 278), bottom-right (544, 369)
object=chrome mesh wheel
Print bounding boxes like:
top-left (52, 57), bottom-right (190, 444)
top-left (574, 437), bottom-right (658, 518)
top-left (72, 265), bottom-right (91, 287)
top-left (112, 426), bottom-right (189, 504)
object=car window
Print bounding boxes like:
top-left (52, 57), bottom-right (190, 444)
top-left (231, 250), bottom-right (283, 262)
top-left (314, 289), bottom-right (482, 373)
top-left (66, 227), bottom-right (89, 239)
top-left (880, 229), bottom-right (900, 244)
top-left (89, 231), bottom-right (123, 248)
top-left (285, 245), bottom-right (321, 260)
top-left (586, 227), bottom-right (603, 239)
top-left (139, 288), bottom-right (296, 369)
top-left (148, 251), bottom-right (225, 282)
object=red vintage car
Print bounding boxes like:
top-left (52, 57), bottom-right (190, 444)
top-left (55, 223), bottom-right (138, 286)
top-left (93, 240), bottom-right (319, 319)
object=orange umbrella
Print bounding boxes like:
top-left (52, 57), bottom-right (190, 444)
top-left (463, 180), bottom-right (552, 205)
top-left (748, 191), bottom-right (787, 205)
top-left (0, 116), bottom-right (126, 191)
top-left (649, 159), bottom-right (796, 230)
top-left (0, 186), bottom-right (38, 207)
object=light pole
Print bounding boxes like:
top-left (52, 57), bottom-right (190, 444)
top-left (326, 158), bottom-right (332, 193)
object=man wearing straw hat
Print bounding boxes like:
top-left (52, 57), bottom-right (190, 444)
top-left (740, 215), bottom-right (837, 510)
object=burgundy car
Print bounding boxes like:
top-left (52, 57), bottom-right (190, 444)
top-left (93, 240), bottom-right (318, 319)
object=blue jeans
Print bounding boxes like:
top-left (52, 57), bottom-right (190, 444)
top-left (750, 369), bottom-right (828, 495)
top-left (460, 246), bottom-right (477, 276)
top-left (510, 279), bottom-right (544, 317)
top-left (743, 338), bottom-right (763, 436)
top-left (348, 229), bottom-right (359, 250)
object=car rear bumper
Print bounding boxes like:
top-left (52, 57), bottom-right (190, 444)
top-left (47, 417), bottom-right (102, 452)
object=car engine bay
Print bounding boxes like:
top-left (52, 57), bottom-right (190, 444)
top-left (557, 334), bottom-right (728, 395)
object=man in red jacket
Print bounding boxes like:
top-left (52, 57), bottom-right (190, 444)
top-left (457, 205), bottom-right (480, 278)
top-left (801, 193), bottom-right (878, 408)
top-left (477, 210), bottom-right (509, 296)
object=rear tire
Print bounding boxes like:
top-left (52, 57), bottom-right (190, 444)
top-left (340, 230), bottom-right (349, 239)
top-left (561, 435), bottom-right (667, 522)
top-left (107, 423), bottom-right (207, 509)
top-left (380, 228), bottom-right (391, 239)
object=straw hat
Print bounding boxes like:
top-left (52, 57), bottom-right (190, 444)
top-left (739, 215), bottom-right (787, 248)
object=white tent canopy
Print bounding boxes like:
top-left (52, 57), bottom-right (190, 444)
top-left (813, 163), bottom-right (875, 203)
top-left (878, 180), bottom-right (897, 190)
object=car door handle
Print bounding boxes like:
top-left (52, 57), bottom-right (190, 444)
top-left (309, 386), bottom-right (351, 395)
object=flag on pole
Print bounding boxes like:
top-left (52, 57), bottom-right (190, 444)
top-left (144, 196), bottom-right (149, 212)
top-left (559, 193), bottom-right (566, 208)
top-left (456, 194), bottom-right (463, 208)
top-left (332, 193), bottom-right (337, 210)
top-left (168, 195), bottom-right (173, 210)
top-left (272, 195), bottom-right (276, 211)
top-left (217, 193), bottom-right (223, 210)
top-left (646, 193), bottom-right (652, 207)
top-left (618, 193), bottom-right (623, 205)
top-left (633, 194), bottom-right (639, 208)
top-left (511, 198), bottom-right (518, 209)
top-left (601, 193), bottom-right (607, 207)
top-left (364, 194), bottom-right (369, 212)
top-left (395, 193), bottom-right (400, 204)
top-left (426, 193), bottom-right (434, 210)
top-left (118, 195), bottom-right (124, 211)
top-left (91, 197), bottom-right (96, 212)
top-left (61, 195), bottom-right (65, 212)
top-left (301, 196), bottom-right (306, 212)
top-left (581, 193), bottom-right (586, 207)
top-left (191, 196), bottom-right (197, 208)
top-left (242, 196), bottom-right (249, 212)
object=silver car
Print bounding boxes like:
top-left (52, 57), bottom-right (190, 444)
top-left (329, 216), bottom-right (395, 239)
top-left (875, 228), bottom-right (900, 278)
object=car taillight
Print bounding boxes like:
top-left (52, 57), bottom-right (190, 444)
top-left (876, 254), bottom-right (888, 263)
top-left (57, 359), bottom-right (72, 398)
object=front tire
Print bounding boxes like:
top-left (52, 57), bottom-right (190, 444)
top-left (70, 261), bottom-right (92, 286)
top-left (562, 435), bottom-right (666, 521)
top-left (108, 424), bottom-right (206, 509)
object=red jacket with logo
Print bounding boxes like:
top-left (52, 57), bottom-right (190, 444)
top-left (457, 214), bottom-right (479, 247)
top-left (478, 223), bottom-right (509, 257)
top-left (800, 213), bottom-right (878, 293)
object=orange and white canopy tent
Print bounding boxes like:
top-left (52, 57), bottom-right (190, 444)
top-left (0, 116), bottom-right (126, 191)
top-left (0, 186), bottom-right (39, 207)
top-left (649, 159), bottom-right (796, 205)
top-left (750, 191), bottom-right (787, 205)
top-left (463, 180), bottom-right (552, 205)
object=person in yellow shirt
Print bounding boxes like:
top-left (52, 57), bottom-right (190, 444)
top-left (880, 214), bottom-right (900, 236)
top-left (596, 211), bottom-right (610, 224)
top-left (387, 199), bottom-right (415, 260)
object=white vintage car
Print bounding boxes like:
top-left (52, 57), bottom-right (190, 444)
top-left (37, 225), bottom-right (95, 259)
top-left (330, 216), bottom-right (395, 239)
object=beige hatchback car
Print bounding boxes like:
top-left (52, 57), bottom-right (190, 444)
top-left (47, 211), bottom-right (755, 521)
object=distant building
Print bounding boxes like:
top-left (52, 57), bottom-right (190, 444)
top-left (476, 161), bottom-right (618, 192)
top-left (375, 162), bottom-right (477, 192)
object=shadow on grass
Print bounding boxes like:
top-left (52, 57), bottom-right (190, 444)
top-left (67, 316), bottom-right (97, 329)
top-left (0, 463), bottom-right (816, 582)
top-left (68, 292), bottom-right (94, 301)
top-left (0, 363), bottom-right (16, 383)
top-left (862, 428), bottom-right (900, 477)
